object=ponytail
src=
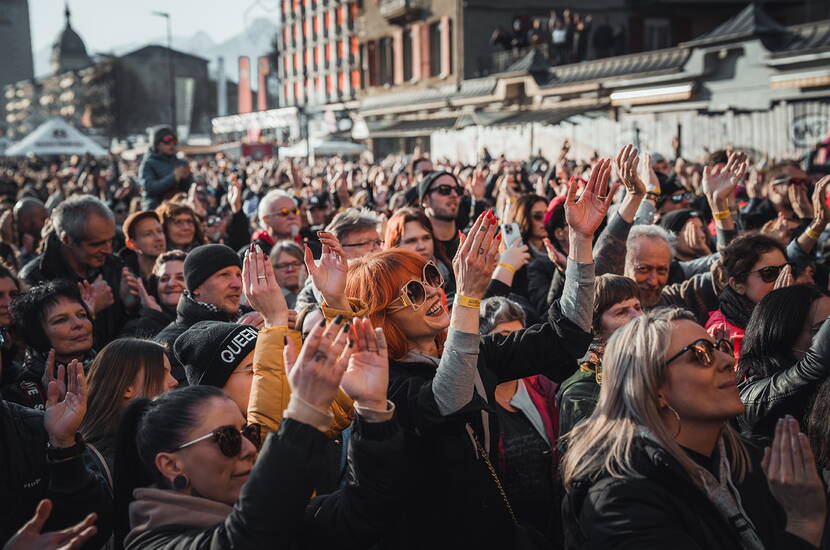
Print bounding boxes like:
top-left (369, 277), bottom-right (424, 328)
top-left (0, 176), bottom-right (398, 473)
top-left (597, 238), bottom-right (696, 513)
top-left (113, 398), bottom-right (153, 550)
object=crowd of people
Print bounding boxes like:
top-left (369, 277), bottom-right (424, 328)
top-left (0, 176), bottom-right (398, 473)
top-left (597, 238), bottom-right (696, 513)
top-left (490, 11), bottom-right (626, 66)
top-left (1, 125), bottom-right (830, 550)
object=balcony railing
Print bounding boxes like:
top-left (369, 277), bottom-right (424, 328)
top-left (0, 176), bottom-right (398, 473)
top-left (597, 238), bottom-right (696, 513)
top-left (379, 0), bottom-right (426, 23)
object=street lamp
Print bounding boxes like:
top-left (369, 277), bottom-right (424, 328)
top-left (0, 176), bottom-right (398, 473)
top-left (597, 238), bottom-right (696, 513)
top-left (152, 11), bottom-right (176, 132)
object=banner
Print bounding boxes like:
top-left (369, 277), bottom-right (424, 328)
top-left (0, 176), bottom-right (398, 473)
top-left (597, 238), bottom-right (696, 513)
top-left (257, 56), bottom-right (270, 112)
top-left (238, 56), bottom-right (252, 114)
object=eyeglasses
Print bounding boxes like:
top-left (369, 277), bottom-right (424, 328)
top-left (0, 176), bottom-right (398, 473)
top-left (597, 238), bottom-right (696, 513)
top-left (531, 212), bottom-right (545, 221)
top-left (633, 264), bottom-right (669, 277)
top-left (429, 184), bottom-right (463, 197)
top-left (174, 424), bottom-right (261, 457)
top-left (665, 338), bottom-right (733, 367)
top-left (160, 136), bottom-right (177, 145)
top-left (264, 207), bottom-right (300, 218)
top-left (742, 263), bottom-right (792, 284)
top-left (169, 217), bottom-right (195, 227)
top-left (342, 238), bottom-right (383, 248)
top-left (387, 261), bottom-right (444, 312)
top-left (274, 260), bottom-right (303, 271)
top-left (670, 192), bottom-right (692, 203)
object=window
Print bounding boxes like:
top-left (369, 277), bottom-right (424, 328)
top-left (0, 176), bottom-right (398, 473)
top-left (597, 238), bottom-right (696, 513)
top-left (428, 22), bottom-right (441, 77)
top-left (351, 69), bottom-right (361, 90)
top-left (378, 37), bottom-right (393, 86)
top-left (644, 18), bottom-right (671, 50)
top-left (403, 29), bottom-right (413, 81)
top-left (445, 19), bottom-right (453, 75)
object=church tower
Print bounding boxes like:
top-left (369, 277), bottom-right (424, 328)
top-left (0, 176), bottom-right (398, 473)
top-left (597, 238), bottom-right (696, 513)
top-left (50, 2), bottom-right (92, 74)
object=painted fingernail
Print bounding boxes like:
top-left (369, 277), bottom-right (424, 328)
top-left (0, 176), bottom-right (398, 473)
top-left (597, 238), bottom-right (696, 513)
top-left (255, 244), bottom-right (263, 254)
top-left (319, 318), bottom-right (327, 327)
top-left (283, 336), bottom-right (288, 345)
top-left (496, 233), bottom-right (502, 240)
top-left (342, 322), bottom-right (351, 332)
top-left (333, 314), bottom-right (344, 324)
top-left (349, 339), bottom-right (354, 347)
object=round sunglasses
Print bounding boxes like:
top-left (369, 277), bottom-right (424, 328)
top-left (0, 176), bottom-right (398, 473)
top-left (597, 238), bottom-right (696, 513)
top-left (666, 338), bottom-right (733, 368)
top-left (387, 261), bottom-right (444, 312)
top-left (174, 424), bottom-right (261, 458)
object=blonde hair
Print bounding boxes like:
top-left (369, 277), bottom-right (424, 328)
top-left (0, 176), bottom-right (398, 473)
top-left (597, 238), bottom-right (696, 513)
top-left (561, 308), bottom-right (749, 491)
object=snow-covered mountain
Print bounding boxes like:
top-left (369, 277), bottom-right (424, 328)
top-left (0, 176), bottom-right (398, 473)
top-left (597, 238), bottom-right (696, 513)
top-left (34, 17), bottom-right (277, 86)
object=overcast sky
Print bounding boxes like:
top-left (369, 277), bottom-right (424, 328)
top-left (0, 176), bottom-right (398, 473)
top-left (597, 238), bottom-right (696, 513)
top-left (29, 0), bottom-right (278, 52)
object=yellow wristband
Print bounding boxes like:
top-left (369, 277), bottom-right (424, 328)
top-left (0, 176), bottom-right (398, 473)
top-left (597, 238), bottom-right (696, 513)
top-left (497, 263), bottom-right (517, 274)
top-left (806, 228), bottom-right (821, 240)
top-left (713, 210), bottom-right (732, 220)
top-left (454, 295), bottom-right (481, 309)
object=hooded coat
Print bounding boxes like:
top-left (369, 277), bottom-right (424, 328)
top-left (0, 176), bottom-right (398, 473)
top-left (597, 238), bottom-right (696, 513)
top-left (138, 149), bottom-right (193, 210)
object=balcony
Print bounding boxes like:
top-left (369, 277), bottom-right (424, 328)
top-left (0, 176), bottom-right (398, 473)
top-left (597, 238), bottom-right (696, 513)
top-left (380, 0), bottom-right (426, 24)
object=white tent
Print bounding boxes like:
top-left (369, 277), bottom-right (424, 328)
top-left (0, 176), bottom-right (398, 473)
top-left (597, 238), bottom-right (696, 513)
top-left (5, 118), bottom-right (108, 157)
top-left (279, 137), bottom-right (365, 157)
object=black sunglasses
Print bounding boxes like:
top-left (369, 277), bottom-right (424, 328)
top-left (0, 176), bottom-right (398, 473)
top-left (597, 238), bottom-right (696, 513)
top-left (429, 184), bottom-right (463, 197)
top-left (531, 211), bottom-right (545, 221)
top-left (742, 263), bottom-right (795, 284)
top-left (666, 338), bottom-right (733, 367)
top-left (670, 192), bottom-right (692, 203)
top-left (174, 424), bottom-right (261, 457)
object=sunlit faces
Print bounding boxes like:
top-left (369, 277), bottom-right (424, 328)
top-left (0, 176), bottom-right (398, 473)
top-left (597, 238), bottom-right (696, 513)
top-left (167, 214), bottom-right (197, 247)
top-left (222, 351), bottom-right (255, 414)
top-left (422, 174), bottom-right (461, 222)
top-left (125, 355), bottom-right (179, 400)
top-left (261, 197), bottom-right (300, 238)
top-left (42, 297), bottom-right (93, 359)
top-left (0, 277), bottom-right (19, 327)
top-left (272, 252), bottom-right (306, 292)
top-left (157, 397), bottom-right (256, 506)
top-left (387, 282), bottom-right (449, 342)
top-left (659, 320), bottom-right (744, 425)
top-left (340, 227), bottom-right (382, 260)
top-left (598, 298), bottom-right (643, 340)
top-left (733, 248), bottom-right (788, 304)
top-left (625, 237), bottom-right (671, 308)
top-left (156, 260), bottom-right (186, 309)
top-left (129, 217), bottom-right (166, 257)
top-left (398, 221), bottom-right (435, 261)
top-left (192, 266), bottom-right (242, 315)
top-left (63, 214), bottom-right (115, 271)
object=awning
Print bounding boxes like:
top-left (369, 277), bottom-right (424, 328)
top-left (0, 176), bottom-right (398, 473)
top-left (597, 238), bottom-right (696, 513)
top-left (487, 107), bottom-right (592, 126)
top-left (369, 117), bottom-right (458, 138)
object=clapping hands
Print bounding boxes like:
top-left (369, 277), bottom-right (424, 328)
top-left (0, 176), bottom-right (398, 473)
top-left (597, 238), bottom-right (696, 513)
top-left (242, 243), bottom-right (288, 328)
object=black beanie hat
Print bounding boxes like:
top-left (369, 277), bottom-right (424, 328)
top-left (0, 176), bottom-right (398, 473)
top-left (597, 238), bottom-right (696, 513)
top-left (659, 208), bottom-right (698, 235)
top-left (184, 244), bottom-right (242, 292)
top-left (174, 321), bottom-right (259, 388)
top-left (153, 127), bottom-right (176, 147)
top-left (417, 170), bottom-right (457, 203)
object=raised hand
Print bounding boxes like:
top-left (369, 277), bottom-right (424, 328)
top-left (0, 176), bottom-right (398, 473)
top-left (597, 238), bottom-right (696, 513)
top-left (135, 278), bottom-right (161, 312)
top-left (304, 232), bottom-right (349, 309)
top-left (4, 500), bottom-right (97, 550)
top-left (746, 168), bottom-right (766, 199)
top-left (615, 145), bottom-right (645, 197)
top-left (91, 275), bottom-right (114, 313)
top-left (639, 153), bottom-right (660, 194)
top-left (44, 360), bottom-right (87, 448)
top-left (228, 178), bottom-right (243, 214)
top-left (789, 182), bottom-right (814, 220)
top-left (340, 318), bottom-right (389, 411)
top-left (499, 238), bottom-right (531, 272)
top-left (77, 282), bottom-right (96, 316)
top-left (242, 243), bottom-right (288, 328)
top-left (543, 237), bottom-right (567, 272)
top-left (289, 318), bottom-right (351, 410)
top-left (762, 416), bottom-right (826, 547)
top-left (565, 159), bottom-right (616, 238)
top-left (774, 264), bottom-right (794, 290)
top-left (703, 151), bottom-right (746, 205)
top-left (467, 167), bottom-right (487, 201)
top-left (453, 210), bottom-right (500, 300)
top-left (761, 212), bottom-right (791, 244)
top-left (684, 218), bottom-right (711, 257)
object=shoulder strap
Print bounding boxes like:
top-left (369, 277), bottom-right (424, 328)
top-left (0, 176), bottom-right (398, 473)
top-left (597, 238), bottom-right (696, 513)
top-left (87, 442), bottom-right (114, 496)
top-left (466, 423), bottom-right (517, 525)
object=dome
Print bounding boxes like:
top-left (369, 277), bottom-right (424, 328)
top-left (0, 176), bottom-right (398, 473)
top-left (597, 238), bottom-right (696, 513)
top-left (50, 3), bottom-right (92, 74)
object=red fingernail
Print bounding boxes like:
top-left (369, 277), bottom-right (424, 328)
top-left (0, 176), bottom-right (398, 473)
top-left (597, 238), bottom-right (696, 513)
top-left (496, 233), bottom-right (502, 240)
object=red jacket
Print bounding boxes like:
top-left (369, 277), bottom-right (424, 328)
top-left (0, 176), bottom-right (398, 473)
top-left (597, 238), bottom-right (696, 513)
top-left (705, 309), bottom-right (744, 359)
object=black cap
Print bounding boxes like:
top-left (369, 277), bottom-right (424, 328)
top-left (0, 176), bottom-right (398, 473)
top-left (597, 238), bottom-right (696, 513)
top-left (308, 192), bottom-right (330, 209)
top-left (659, 208), bottom-right (698, 235)
top-left (183, 244), bottom-right (242, 293)
top-left (417, 170), bottom-right (457, 203)
top-left (174, 321), bottom-right (259, 388)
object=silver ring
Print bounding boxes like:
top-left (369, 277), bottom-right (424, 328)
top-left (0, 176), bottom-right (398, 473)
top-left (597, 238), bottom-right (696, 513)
top-left (257, 275), bottom-right (267, 279)
top-left (478, 247), bottom-right (485, 255)
top-left (597, 195), bottom-right (607, 201)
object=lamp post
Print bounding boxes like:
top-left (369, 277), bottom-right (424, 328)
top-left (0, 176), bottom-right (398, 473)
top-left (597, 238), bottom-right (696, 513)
top-left (152, 11), bottom-right (176, 132)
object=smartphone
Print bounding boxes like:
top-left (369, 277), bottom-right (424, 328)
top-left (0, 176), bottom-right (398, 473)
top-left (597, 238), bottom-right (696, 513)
top-left (500, 222), bottom-right (522, 249)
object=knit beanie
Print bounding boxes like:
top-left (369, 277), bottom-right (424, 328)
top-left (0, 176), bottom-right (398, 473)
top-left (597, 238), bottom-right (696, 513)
top-left (152, 127), bottom-right (176, 147)
top-left (659, 208), bottom-right (698, 235)
top-left (183, 244), bottom-right (242, 292)
top-left (417, 170), bottom-right (456, 203)
top-left (174, 321), bottom-right (259, 388)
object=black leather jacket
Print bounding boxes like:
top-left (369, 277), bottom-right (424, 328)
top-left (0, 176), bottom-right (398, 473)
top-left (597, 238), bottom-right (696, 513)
top-left (738, 316), bottom-right (830, 441)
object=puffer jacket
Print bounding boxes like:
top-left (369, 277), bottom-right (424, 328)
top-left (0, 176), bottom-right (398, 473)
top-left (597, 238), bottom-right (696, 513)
top-left (20, 233), bottom-right (130, 348)
top-left (155, 293), bottom-right (247, 384)
top-left (0, 398), bottom-right (112, 548)
top-left (124, 416), bottom-right (404, 550)
top-left (563, 436), bottom-right (815, 550)
top-left (138, 149), bottom-right (193, 209)
top-left (738, 316), bottom-right (830, 441)
top-left (1, 349), bottom-right (96, 411)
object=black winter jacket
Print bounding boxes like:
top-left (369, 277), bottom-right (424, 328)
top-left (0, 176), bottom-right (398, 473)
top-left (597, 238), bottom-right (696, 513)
top-left (138, 150), bottom-right (193, 210)
top-left (20, 233), bottom-right (130, 347)
top-left (384, 300), bottom-right (591, 549)
top-left (120, 306), bottom-right (176, 339)
top-left (563, 437), bottom-right (815, 550)
top-left (1, 349), bottom-right (96, 410)
top-left (124, 416), bottom-right (404, 550)
top-left (155, 294), bottom-right (248, 384)
top-left (0, 399), bottom-right (112, 547)
top-left (738, 316), bottom-right (830, 441)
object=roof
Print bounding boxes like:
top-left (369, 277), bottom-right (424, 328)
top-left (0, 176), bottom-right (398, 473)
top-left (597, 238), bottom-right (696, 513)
top-left (683, 3), bottom-right (785, 47)
top-left (120, 45), bottom-right (210, 64)
top-left (359, 78), bottom-right (497, 111)
top-left (368, 117), bottom-right (459, 137)
top-left (504, 48), bottom-right (552, 76)
top-left (540, 47), bottom-right (691, 88)
top-left (488, 107), bottom-right (591, 126)
top-left (770, 19), bottom-right (830, 56)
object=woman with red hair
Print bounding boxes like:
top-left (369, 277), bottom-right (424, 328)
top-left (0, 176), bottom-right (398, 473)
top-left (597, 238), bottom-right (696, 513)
top-left (303, 159), bottom-right (617, 548)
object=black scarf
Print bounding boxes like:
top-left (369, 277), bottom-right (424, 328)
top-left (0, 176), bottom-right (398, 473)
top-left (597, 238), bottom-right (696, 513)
top-left (717, 285), bottom-right (755, 329)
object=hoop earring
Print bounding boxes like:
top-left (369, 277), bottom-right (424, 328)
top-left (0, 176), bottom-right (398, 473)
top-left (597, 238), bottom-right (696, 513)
top-left (666, 405), bottom-right (682, 438)
top-left (173, 474), bottom-right (190, 490)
